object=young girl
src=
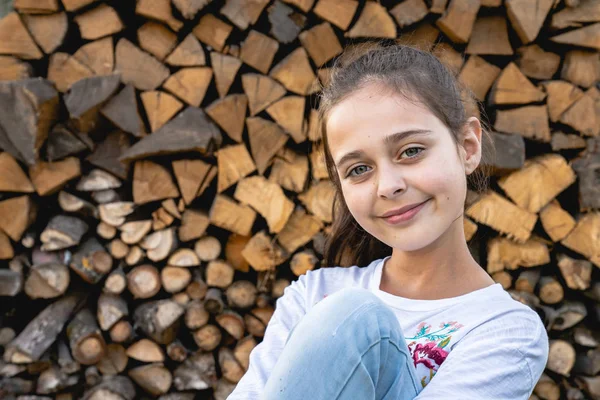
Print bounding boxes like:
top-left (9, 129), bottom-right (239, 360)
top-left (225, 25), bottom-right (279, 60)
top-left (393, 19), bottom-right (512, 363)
top-left (227, 43), bottom-right (549, 400)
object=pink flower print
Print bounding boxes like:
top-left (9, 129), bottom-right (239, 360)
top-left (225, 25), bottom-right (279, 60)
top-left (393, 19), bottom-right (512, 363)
top-left (412, 342), bottom-right (449, 371)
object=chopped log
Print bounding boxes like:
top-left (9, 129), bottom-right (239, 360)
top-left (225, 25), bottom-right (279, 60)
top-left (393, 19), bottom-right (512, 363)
top-left (100, 86), bottom-right (146, 138)
top-left (465, 16), bottom-right (513, 55)
top-left (290, 250), bottom-right (318, 276)
top-left (0, 12), bottom-right (43, 59)
top-left (234, 176), bottom-right (294, 234)
top-left (72, 37), bottom-right (114, 76)
top-left (557, 254), bottom-right (592, 291)
top-left (245, 307), bottom-right (273, 337)
top-left (168, 248), bottom-right (200, 267)
top-left (547, 339), bottom-right (576, 376)
top-left (218, 347), bottom-right (244, 383)
top-left (268, 150), bottom-right (309, 193)
top-left (124, 245), bottom-right (144, 266)
top-left (171, 159), bottom-right (209, 205)
top-left (0, 327), bottom-right (16, 346)
top-left (458, 55), bottom-right (501, 102)
top-left (67, 309), bottom-right (106, 365)
top-left (551, 131), bottom-right (587, 151)
top-left (104, 266), bottom-right (127, 295)
top-left (97, 293), bottom-right (128, 331)
top-left (37, 365), bottom-right (78, 394)
top-left (497, 154), bottom-right (576, 213)
top-left (266, 96), bottom-right (307, 144)
top-left (127, 339), bottom-right (164, 363)
top-left (480, 131), bottom-right (525, 174)
top-left (220, 0), bottom-right (268, 30)
top-left (561, 50), bottom-right (600, 88)
top-left (0, 78), bottom-right (59, 165)
top-left (153, 206), bottom-right (175, 230)
top-left (206, 95), bottom-right (247, 143)
top-left (96, 344), bottom-right (128, 376)
top-left (216, 310), bottom-right (244, 340)
top-left (132, 160), bottom-right (179, 204)
top-left (0, 55), bottom-right (32, 80)
top-left (64, 74), bottom-right (121, 134)
top-left (494, 106), bottom-right (551, 142)
top-left (47, 52), bottom-right (94, 93)
top-left (82, 375), bottom-right (135, 400)
top-left (109, 321), bottom-right (133, 344)
top-left (70, 238), bottom-right (112, 284)
top-left (172, 291), bottom-right (190, 306)
top-left (127, 264), bottom-right (161, 299)
top-left (172, 351), bottom-right (217, 390)
top-left (74, 4), bottom-right (123, 40)
top-left (242, 73), bottom-right (286, 116)
top-left (129, 363), bottom-right (172, 396)
top-left (166, 33), bottom-right (206, 67)
top-left (172, 0), bottom-right (210, 19)
top-left (268, 1), bottom-right (305, 44)
top-left (226, 281), bottom-right (257, 309)
top-left (541, 81), bottom-right (584, 123)
top-left (193, 324), bottom-right (221, 352)
top-left (559, 92), bottom-right (599, 137)
top-left (297, 179), bottom-right (336, 223)
top-left (133, 299), bottom-right (184, 344)
top-left (24, 262), bottom-right (69, 299)
top-left (186, 272), bottom-right (208, 300)
top-left (29, 157), bottom-right (81, 196)
top-left (209, 195), bottom-right (256, 237)
top-left (0, 152), bottom-right (34, 193)
top-left (185, 300), bottom-right (209, 330)
top-left (515, 45), bottom-right (561, 80)
top-left (435, 0), bottom-right (479, 44)
top-left (166, 340), bottom-right (188, 363)
top-left (388, 0), bottom-right (427, 29)
top-left (161, 266), bottom-right (192, 293)
top-left (551, 0), bottom-right (600, 29)
top-left (240, 30), bottom-right (278, 74)
top-left (550, 301), bottom-right (587, 331)
top-left (99, 201), bottom-right (135, 227)
top-left (313, 0), bottom-right (358, 31)
top-left (466, 191), bottom-right (537, 243)
top-left (241, 230), bottom-right (288, 271)
top-left (347, 1), bottom-right (396, 38)
top-left (140, 91), bottom-right (183, 133)
top-left (551, 22), bottom-right (600, 50)
top-left (86, 132), bottom-right (131, 181)
top-left (163, 67), bottom-right (213, 107)
top-left (270, 47), bottom-right (317, 96)
top-left (540, 276), bottom-right (565, 304)
top-left (561, 213), bottom-right (600, 267)
top-left (571, 138), bottom-right (600, 211)
top-left (138, 21), bottom-right (177, 61)
top-left (490, 63), bottom-right (546, 105)
top-left (135, 0), bottom-right (183, 31)
top-left (115, 38), bottom-right (169, 91)
top-left (85, 365), bottom-right (101, 386)
top-left (195, 236), bottom-right (222, 262)
top-left (204, 288), bottom-right (225, 314)
top-left (485, 236), bottom-right (550, 273)
top-left (539, 200), bottom-right (576, 242)
top-left (192, 14), bottom-right (232, 52)
top-left (61, 0), bottom-right (97, 12)
top-left (119, 220), bottom-right (151, 245)
top-left (298, 22), bottom-right (341, 69)
top-left (40, 215), bottom-right (88, 251)
top-left (178, 209), bottom-right (210, 242)
top-left (58, 191), bottom-right (98, 219)
top-left (506, 0), bottom-right (554, 43)
top-left (0, 269), bottom-right (22, 296)
top-left (247, 117), bottom-right (289, 175)
top-left (207, 51), bottom-right (245, 99)
top-left (515, 269), bottom-right (540, 293)
top-left (205, 260), bottom-right (235, 288)
top-left (120, 107), bottom-right (222, 162)
top-left (233, 335), bottom-right (256, 371)
top-left (22, 12), bottom-right (68, 54)
top-left (141, 228), bottom-right (177, 261)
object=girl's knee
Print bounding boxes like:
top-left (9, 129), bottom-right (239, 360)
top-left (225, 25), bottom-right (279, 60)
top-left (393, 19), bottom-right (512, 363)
top-left (319, 287), bottom-right (384, 314)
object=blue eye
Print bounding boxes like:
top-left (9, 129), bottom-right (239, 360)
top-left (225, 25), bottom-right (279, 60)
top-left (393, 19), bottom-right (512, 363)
top-left (348, 165), bottom-right (370, 177)
top-left (345, 147), bottom-right (425, 178)
top-left (402, 147), bottom-right (424, 159)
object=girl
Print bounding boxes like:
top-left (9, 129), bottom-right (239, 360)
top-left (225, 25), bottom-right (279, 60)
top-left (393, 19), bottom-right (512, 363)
top-left (227, 43), bottom-right (549, 400)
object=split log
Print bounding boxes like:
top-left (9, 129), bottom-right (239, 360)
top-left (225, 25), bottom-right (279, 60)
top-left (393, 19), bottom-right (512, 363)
top-left (24, 262), bottom-right (69, 299)
top-left (97, 293), bottom-right (128, 331)
top-left (95, 344), bottom-right (127, 376)
top-left (126, 339), bottom-right (164, 363)
top-left (40, 215), bottom-right (88, 251)
top-left (133, 299), bottom-right (184, 344)
top-left (70, 238), bottom-right (112, 283)
top-left (172, 351), bottom-right (217, 391)
top-left (127, 264), bottom-right (161, 299)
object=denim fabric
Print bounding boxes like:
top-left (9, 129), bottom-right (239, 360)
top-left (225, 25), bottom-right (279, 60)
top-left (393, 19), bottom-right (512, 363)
top-left (263, 287), bottom-right (423, 400)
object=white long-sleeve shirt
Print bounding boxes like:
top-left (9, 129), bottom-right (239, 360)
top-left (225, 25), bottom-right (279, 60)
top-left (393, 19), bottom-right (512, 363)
top-left (227, 255), bottom-right (549, 399)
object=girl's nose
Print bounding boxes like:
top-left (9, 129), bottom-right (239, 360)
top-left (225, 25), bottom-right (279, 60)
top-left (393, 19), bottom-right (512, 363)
top-left (377, 165), bottom-right (406, 199)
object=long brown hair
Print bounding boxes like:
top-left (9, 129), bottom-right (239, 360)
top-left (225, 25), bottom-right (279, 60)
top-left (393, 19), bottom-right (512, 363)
top-left (317, 41), bottom-right (496, 269)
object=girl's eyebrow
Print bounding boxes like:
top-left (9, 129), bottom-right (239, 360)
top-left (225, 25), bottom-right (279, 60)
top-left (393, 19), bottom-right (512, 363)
top-left (335, 129), bottom-right (432, 168)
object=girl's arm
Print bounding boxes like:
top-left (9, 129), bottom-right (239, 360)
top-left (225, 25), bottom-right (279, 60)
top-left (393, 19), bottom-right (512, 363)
top-left (413, 308), bottom-right (549, 399)
top-left (226, 273), bottom-right (308, 399)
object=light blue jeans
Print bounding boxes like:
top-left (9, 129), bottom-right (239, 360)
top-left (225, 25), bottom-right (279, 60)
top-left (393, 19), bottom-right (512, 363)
top-left (263, 287), bottom-right (423, 400)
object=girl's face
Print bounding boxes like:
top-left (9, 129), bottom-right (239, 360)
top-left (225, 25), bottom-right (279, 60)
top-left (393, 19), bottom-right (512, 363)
top-left (325, 83), bottom-right (482, 252)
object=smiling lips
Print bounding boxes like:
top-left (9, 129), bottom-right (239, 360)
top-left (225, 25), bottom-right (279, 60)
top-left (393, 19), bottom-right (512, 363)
top-left (380, 199), bottom-right (430, 218)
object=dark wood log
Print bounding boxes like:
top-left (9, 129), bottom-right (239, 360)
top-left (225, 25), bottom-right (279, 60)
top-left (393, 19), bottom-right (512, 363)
top-left (172, 351), bottom-right (217, 391)
top-left (133, 299), bottom-right (184, 344)
top-left (66, 308), bottom-right (106, 365)
top-left (0, 269), bottom-right (22, 296)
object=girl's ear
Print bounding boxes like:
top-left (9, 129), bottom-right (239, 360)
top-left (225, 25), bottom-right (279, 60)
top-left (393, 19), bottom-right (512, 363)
top-left (460, 117), bottom-right (483, 175)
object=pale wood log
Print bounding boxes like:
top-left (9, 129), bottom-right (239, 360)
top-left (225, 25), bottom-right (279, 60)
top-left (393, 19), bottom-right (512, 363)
top-left (67, 309), bottom-right (106, 365)
top-left (74, 4), bottom-right (123, 40)
top-left (506, 0), bottom-right (554, 43)
top-left (193, 324), bottom-right (221, 352)
top-left (486, 236), bottom-right (550, 274)
top-left (133, 299), bottom-right (184, 344)
top-left (97, 293), bottom-right (128, 331)
top-left (127, 339), bottom-right (164, 363)
top-left (0, 12), bottom-right (43, 59)
top-left (313, 0), bottom-right (358, 30)
top-left (127, 264), bottom-right (161, 299)
top-left (129, 363), bottom-right (172, 396)
top-left (515, 45), bottom-right (561, 80)
top-left (135, 0), bottom-right (183, 31)
top-left (192, 14), bottom-right (232, 52)
top-left (96, 344), bottom-right (127, 376)
top-left (172, 351), bottom-right (217, 390)
top-left (24, 262), bottom-right (69, 299)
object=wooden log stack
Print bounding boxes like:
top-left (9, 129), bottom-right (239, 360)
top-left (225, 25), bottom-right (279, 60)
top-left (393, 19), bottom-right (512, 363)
top-left (0, 0), bottom-right (598, 399)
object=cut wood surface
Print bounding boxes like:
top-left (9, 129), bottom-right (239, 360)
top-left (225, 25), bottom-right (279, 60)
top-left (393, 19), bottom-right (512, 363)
top-left (0, 0), bottom-right (598, 399)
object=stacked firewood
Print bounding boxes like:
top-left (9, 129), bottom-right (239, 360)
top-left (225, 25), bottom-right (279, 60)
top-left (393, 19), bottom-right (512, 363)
top-left (0, 0), bottom-right (598, 399)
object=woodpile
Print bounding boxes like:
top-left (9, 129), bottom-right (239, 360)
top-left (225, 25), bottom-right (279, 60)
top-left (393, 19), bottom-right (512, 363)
top-left (0, 0), bottom-right (598, 399)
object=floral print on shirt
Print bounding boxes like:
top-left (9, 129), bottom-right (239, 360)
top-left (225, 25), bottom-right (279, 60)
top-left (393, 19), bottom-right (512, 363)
top-left (405, 321), bottom-right (464, 388)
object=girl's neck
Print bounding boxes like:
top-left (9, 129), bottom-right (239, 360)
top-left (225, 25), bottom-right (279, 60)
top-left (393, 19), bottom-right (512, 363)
top-left (379, 218), bottom-right (495, 300)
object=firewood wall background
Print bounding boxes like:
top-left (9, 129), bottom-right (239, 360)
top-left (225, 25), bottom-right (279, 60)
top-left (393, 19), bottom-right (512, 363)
top-left (0, 0), bottom-right (599, 399)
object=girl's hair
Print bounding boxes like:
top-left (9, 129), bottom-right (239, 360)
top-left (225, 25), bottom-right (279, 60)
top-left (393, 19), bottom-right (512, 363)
top-left (317, 41), bottom-right (496, 268)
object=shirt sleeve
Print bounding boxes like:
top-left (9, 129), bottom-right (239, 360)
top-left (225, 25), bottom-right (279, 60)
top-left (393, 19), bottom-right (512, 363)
top-left (413, 308), bottom-right (549, 400)
top-left (226, 272), bottom-right (309, 400)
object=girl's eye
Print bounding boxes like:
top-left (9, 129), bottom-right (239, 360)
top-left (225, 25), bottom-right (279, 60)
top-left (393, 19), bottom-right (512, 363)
top-left (346, 147), bottom-right (425, 178)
